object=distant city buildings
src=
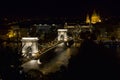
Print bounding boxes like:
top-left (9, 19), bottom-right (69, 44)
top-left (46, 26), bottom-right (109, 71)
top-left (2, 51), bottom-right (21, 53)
top-left (32, 23), bottom-right (62, 33)
top-left (64, 22), bottom-right (93, 40)
top-left (1, 15), bottom-right (120, 42)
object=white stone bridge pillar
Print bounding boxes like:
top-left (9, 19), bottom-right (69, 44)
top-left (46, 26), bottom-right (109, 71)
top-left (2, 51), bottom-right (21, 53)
top-left (21, 37), bottom-right (39, 58)
top-left (57, 29), bottom-right (68, 42)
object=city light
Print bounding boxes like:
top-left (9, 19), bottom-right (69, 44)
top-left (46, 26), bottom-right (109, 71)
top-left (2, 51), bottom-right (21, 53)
top-left (7, 30), bottom-right (16, 38)
top-left (86, 10), bottom-right (102, 24)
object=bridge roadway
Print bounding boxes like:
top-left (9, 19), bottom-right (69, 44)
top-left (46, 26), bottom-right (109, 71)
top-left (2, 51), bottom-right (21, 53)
top-left (20, 40), bottom-right (62, 64)
top-left (21, 41), bottom-right (80, 75)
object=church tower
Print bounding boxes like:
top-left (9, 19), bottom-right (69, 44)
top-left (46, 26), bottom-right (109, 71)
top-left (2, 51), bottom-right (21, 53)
top-left (86, 14), bottom-right (91, 24)
top-left (91, 10), bottom-right (101, 24)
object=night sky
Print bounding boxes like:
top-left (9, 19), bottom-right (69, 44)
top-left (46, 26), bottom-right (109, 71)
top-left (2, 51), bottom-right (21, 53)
top-left (0, 0), bottom-right (120, 18)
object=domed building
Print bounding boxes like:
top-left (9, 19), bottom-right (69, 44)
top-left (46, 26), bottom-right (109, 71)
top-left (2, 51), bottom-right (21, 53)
top-left (86, 10), bottom-right (101, 24)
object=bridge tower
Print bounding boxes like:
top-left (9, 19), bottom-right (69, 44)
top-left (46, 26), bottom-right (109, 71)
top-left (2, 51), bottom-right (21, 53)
top-left (21, 37), bottom-right (39, 58)
top-left (57, 29), bottom-right (68, 42)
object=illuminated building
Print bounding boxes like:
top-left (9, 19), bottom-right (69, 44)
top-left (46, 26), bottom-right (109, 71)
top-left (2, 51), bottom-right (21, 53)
top-left (80, 25), bottom-right (92, 33)
top-left (86, 14), bottom-right (91, 24)
top-left (7, 30), bottom-right (16, 38)
top-left (86, 10), bottom-right (101, 24)
top-left (91, 10), bottom-right (101, 24)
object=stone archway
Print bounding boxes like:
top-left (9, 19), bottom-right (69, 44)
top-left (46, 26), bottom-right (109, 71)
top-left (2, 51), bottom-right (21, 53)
top-left (57, 29), bottom-right (68, 42)
top-left (21, 37), bottom-right (39, 58)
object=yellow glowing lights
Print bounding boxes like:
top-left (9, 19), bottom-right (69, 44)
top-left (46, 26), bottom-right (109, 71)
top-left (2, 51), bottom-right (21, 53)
top-left (86, 14), bottom-right (90, 24)
top-left (7, 30), bottom-right (16, 38)
top-left (86, 10), bottom-right (101, 24)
